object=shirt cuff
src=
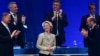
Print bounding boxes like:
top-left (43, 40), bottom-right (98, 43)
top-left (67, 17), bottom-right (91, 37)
top-left (23, 25), bottom-right (28, 29)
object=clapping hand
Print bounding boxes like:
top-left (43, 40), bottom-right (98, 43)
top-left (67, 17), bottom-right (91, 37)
top-left (59, 9), bottom-right (63, 18)
top-left (81, 29), bottom-right (88, 38)
top-left (15, 30), bottom-right (21, 37)
top-left (11, 30), bottom-right (17, 38)
top-left (52, 11), bottom-right (57, 21)
top-left (21, 15), bottom-right (26, 24)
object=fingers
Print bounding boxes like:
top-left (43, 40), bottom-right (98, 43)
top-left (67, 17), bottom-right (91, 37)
top-left (21, 15), bottom-right (26, 24)
top-left (81, 29), bottom-right (88, 38)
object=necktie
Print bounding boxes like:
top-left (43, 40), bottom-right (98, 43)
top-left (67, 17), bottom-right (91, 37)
top-left (13, 13), bottom-right (17, 16)
top-left (13, 13), bottom-right (17, 25)
top-left (56, 13), bottom-right (59, 36)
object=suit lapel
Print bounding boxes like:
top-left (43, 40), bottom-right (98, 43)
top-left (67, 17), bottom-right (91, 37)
top-left (0, 23), bottom-right (11, 34)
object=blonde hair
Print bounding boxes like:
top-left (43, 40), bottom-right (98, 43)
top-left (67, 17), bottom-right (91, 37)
top-left (42, 21), bottom-right (53, 29)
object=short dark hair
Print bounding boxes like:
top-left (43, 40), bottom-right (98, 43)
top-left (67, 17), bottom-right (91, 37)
top-left (90, 18), bottom-right (96, 23)
top-left (53, 0), bottom-right (60, 3)
top-left (2, 12), bottom-right (9, 18)
top-left (88, 2), bottom-right (95, 9)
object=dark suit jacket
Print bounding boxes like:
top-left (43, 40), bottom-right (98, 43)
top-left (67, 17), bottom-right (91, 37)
top-left (9, 12), bottom-right (25, 48)
top-left (80, 14), bottom-right (100, 47)
top-left (88, 25), bottom-right (100, 46)
top-left (44, 11), bottom-right (68, 45)
top-left (87, 25), bottom-right (100, 56)
top-left (80, 14), bottom-right (100, 31)
top-left (0, 23), bottom-right (13, 56)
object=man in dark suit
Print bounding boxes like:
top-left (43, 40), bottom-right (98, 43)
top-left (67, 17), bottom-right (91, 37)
top-left (81, 17), bottom-right (100, 56)
top-left (0, 12), bottom-right (20, 56)
top-left (80, 3), bottom-right (100, 47)
top-left (8, 2), bottom-right (27, 48)
top-left (44, 0), bottom-right (68, 46)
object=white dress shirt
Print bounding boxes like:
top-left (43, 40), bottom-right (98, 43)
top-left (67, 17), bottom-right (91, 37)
top-left (90, 14), bottom-right (95, 18)
top-left (10, 11), bottom-right (28, 29)
top-left (10, 11), bottom-right (17, 25)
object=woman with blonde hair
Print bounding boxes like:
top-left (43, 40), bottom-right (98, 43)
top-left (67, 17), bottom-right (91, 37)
top-left (36, 21), bottom-right (56, 56)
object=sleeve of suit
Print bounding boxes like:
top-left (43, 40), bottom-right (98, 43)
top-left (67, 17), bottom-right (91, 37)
top-left (0, 24), bottom-right (12, 42)
top-left (52, 35), bottom-right (56, 50)
top-left (80, 16), bottom-right (87, 31)
top-left (44, 12), bottom-right (68, 27)
top-left (22, 16), bottom-right (28, 29)
top-left (93, 28), bottom-right (100, 43)
top-left (98, 16), bottom-right (100, 26)
top-left (61, 13), bottom-right (68, 27)
top-left (0, 35), bottom-right (11, 42)
top-left (36, 34), bottom-right (48, 51)
top-left (0, 31), bottom-right (11, 42)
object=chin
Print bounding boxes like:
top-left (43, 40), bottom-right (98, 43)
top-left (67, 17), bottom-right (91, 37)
top-left (14, 11), bottom-right (18, 13)
top-left (45, 30), bottom-right (49, 32)
top-left (45, 30), bottom-right (50, 32)
top-left (7, 22), bottom-right (10, 24)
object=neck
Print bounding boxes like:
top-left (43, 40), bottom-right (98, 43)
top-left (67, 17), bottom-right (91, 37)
top-left (45, 31), bottom-right (50, 34)
top-left (53, 9), bottom-right (59, 12)
top-left (90, 12), bottom-right (95, 15)
top-left (10, 11), bottom-right (16, 14)
top-left (2, 21), bottom-right (8, 25)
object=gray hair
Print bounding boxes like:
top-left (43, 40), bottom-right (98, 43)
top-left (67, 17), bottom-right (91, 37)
top-left (8, 2), bottom-right (16, 8)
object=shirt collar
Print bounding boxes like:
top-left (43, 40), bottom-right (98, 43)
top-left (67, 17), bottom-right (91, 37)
top-left (90, 13), bottom-right (95, 16)
top-left (10, 11), bottom-right (15, 15)
top-left (1, 21), bottom-right (8, 27)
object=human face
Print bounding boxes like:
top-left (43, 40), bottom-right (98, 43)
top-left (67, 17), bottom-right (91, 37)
top-left (87, 18), bottom-right (92, 27)
top-left (53, 2), bottom-right (60, 11)
top-left (3, 15), bottom-right (11, 24)
top-left (9, 4), bottom-right (18, 13)
top-left (43, 22), bottom-right (51, 32)
top-left (89, 5), bottom-right (96, 14)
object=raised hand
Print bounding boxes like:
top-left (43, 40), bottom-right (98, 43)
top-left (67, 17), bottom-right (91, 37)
top-left (52, 11), bottom-right (57, 21)
top-left (81, 29), bottom-right (88, 38)
top-left (15, 30), bottom-right (21, 37)
top-left (21, 15), bottom-right (26, 24)
top-left (59, 9), bottom-right (63, 18)
top-left (11, 30), bottom-right (17, 38)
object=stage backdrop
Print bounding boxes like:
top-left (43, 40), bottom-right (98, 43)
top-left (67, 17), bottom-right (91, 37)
top-left (99, 0), bottom-right (100, 15)
top-left (0, 0), bottom-right (99, 48)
